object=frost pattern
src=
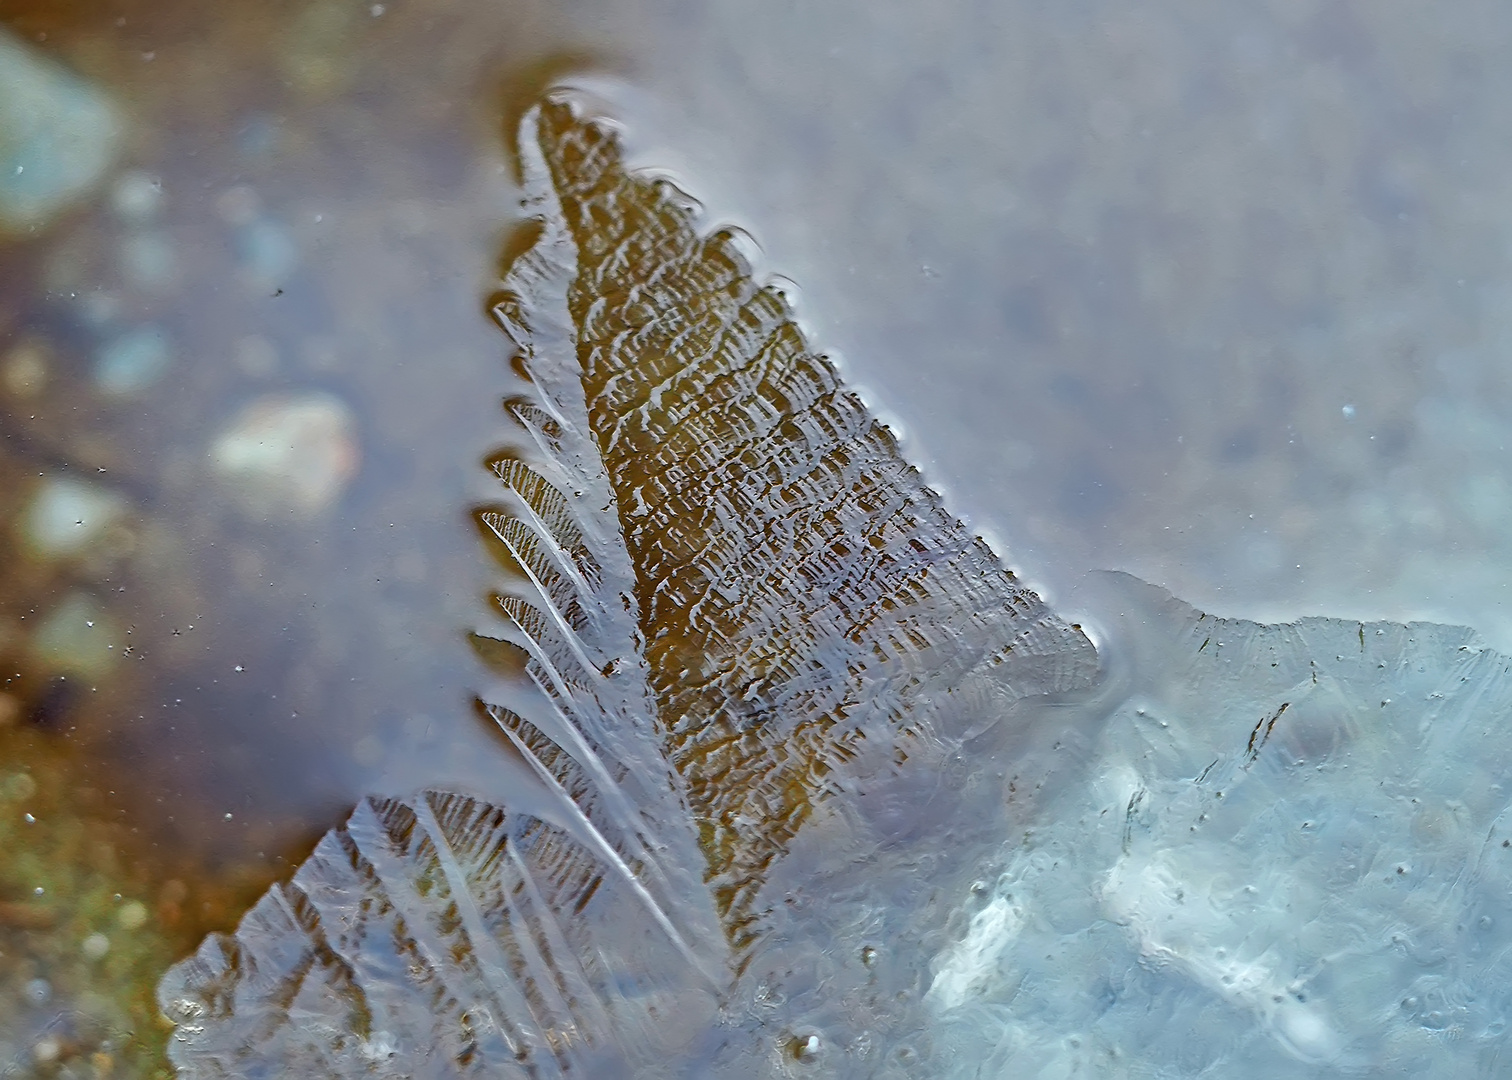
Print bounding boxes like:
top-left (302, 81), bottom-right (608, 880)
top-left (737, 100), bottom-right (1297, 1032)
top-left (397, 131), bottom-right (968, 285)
top-left (157, 96), bottom-right (1097, 1077)
top-left (157, 791), bottom-right (719, 1078)
top-left (526, 99), bottom-right (1097, 944)
top-left (160, 98), bottom-right (1512, 1079)
top-left (156, 94), bottom-right (1512, 1076)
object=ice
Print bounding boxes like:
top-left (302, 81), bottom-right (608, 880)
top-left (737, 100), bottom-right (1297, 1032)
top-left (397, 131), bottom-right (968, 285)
top-left (158, 95), bottom-right (1512, 1077)
top-left (927, 572), bottom-right (1512, 1077)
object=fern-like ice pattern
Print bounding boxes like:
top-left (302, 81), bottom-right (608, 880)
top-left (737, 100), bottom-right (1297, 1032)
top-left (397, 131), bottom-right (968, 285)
top-left (159, 97), bottom-right (1512, 1079)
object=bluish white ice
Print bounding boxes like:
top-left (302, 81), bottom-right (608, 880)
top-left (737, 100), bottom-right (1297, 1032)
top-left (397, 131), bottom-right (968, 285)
top-left (928, 572), bottom-right (1512, 1077)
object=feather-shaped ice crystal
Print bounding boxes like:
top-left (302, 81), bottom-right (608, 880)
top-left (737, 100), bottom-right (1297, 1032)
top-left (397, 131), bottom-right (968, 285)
top-left (158, 96), bottom-right (1512, 1079)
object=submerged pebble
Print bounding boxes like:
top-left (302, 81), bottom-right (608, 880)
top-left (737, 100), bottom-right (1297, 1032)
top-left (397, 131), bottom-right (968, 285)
top-left (32, 1034), bottom-right (60, 1064)
top-left (94, 325), bottom-right (174, 396)
top-left (235, 216), bottom-right (300, 291)
top-left (31, 593), bottom-right (119, 680)
top-left (208, 391), bottom-right (359, 517)
top-left (19, 477), bottom-right (127, 559)
top-left (116, 900), bottom-right (148, 931)
top-left (1, 772), bottom-right (37, 800)
top-left (81, 933), bottom-right (110, 960)
top-left (109, 170), bottom-right (164, 224)
top-left (0, 29), bottom-right (122, 234)
top-left (1, 341), bottom-right (49, 398)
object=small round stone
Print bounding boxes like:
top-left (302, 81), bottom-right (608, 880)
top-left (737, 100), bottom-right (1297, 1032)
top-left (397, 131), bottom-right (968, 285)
top-left (110, 170), bottom-right (164, 222)
top-left (235, 216), bottom-right (299, 290)
top-left (788, 1032), bottom-right (823, 1063)
top-left (20, 476), bottom-right (127, 558)
top-left (116, 899), bottom-right (148, 931)
top-left (32, 592), bottom-right (120, 679)
top-left (0, 30), bottom-right (122, 233)
top-left (2, 341), bottom-right (48, 398)
top-left (81, 931), bottom-right (111, 959)
top-left (2, 772), bottom-right (37, 800)
top-left (209, 391), bottom-right (359, 517)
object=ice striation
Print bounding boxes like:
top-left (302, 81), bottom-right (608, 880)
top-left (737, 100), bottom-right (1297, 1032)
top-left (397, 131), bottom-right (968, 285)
top-left (158, 96), bottom-right (1512, 1076)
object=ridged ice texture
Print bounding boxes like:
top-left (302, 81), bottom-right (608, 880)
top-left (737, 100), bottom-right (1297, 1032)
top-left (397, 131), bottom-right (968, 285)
top-left (928, 572), bottom-right (1512, 1078)
top-left (159, 791), bottom-right (729, 1079)
top-left (529, 99), bottom-right (1097, 945)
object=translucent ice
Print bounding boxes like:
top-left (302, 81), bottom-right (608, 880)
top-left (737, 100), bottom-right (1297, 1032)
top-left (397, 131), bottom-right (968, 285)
top-left (158, 96), bottom-right (1512, 1077)
top-left (159, 94), bottom-right (1096, 1078)
top-left (928, 573), bottom-right (1512, 1077)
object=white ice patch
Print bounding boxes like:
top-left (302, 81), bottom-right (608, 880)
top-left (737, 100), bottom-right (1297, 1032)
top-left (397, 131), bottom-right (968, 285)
top-left (925, 574), bottom-right (1512, 1079)
top-left (928, 895), bottom-right (1025, 1010)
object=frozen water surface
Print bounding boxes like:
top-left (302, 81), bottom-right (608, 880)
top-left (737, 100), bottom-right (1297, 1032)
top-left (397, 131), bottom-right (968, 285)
top-left (159, 99), bottom-right (1512, 1078)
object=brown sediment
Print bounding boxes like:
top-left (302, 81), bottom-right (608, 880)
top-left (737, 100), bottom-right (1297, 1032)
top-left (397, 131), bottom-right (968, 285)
top-left (0, 725), bottom-right (286, 1077)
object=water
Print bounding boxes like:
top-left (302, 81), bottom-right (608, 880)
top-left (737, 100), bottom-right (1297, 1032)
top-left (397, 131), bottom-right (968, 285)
top-left (3, 0), bottom-right (1512, 1075)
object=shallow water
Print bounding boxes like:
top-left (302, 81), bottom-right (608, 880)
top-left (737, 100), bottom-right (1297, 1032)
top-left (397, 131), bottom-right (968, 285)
top-left (3, 0), bottom-right (1512, 1075)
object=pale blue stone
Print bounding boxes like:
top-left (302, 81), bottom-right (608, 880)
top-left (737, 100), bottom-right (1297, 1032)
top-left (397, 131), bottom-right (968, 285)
top-left (32, 592), bottom-right (118, 679)
top-left (94, 325), bottom-right (173, 395)
top-left (20, 477), bottom-right (127, 557)
top-left (109, 170), bottom-right (164, 223)
top-left (235, 217), bottom-right (299, 289)
top-left (0, 29), bottom-right (122, 233)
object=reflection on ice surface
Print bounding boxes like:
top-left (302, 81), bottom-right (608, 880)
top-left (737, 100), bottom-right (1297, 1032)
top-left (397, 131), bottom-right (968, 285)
top-left (158, 97), bottom-right (1512, 1077)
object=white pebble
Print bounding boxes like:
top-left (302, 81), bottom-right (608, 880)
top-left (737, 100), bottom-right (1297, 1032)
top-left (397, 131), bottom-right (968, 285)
top-left (209, 392), bottom-right (359, 517)
top-left (20, 477), bottom-right (127, 558)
